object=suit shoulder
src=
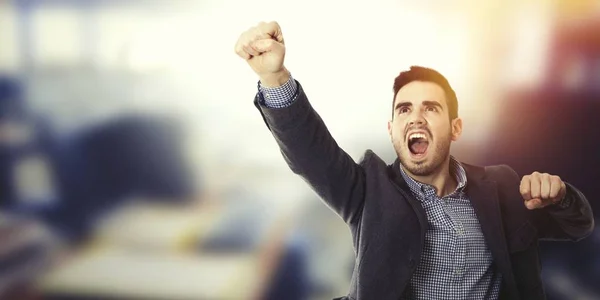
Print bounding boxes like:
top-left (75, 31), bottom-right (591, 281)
top-left (461, 162), bottom-right (519, 182)
top-left (357, 149), bottom-right (387, 169)
top-left (483, 164), bottom-right (520, 183)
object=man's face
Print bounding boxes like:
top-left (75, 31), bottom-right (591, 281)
top-left (388, 81), bottom-right (462, 176)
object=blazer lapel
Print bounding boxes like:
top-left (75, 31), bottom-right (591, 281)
top-left (463, 164), bottom-right (519, 300)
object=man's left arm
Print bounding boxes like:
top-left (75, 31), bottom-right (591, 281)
top-left (520, 171), bottom-right (595, 241)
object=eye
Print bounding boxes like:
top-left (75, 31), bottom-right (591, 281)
top-left (426, 106), bottom-right (438, 112)
top-left (399, 107), bottom-right (410, 114)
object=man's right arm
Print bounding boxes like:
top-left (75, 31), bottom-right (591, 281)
top-left (235, 21), bottom-right (366, 224)
top-left (254, 75), bottom-right (366, 225)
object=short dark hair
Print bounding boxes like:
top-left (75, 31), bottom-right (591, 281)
top-left (392, 66), bottom-right (458, 120)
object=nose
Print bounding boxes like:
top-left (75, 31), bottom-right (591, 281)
top-left (408, 112), bottom-right (426, 126)
top-left (409, 119), bottom-right (424, 126)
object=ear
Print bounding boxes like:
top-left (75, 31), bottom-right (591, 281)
top-left (451, 117), bottom-right (462, 141)
top-left (387, 120), bottom-right (393, 138)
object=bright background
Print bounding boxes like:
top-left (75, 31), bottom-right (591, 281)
top-left (0, 0), bottom-right (598, 299)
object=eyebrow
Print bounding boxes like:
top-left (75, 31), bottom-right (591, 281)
top-left (394, 101), bottom-right (412, 111)
top-left (394, 100), bottom-right (443, 111)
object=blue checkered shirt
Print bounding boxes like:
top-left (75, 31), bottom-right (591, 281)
top-left (257, 76), bottom-right (502, 299)
top-left (257, 74), bottom-right (300, 108)
top-left (398, 159), bottom-right (501, 299)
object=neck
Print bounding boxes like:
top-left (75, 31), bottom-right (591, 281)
top-left (404, 155), bottom-right (457, 197)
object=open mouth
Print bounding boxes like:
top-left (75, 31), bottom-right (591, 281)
top-left (408, 132), bottom-right (429, 157)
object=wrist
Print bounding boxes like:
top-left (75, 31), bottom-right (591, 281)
top-left (259, 68), bottom-right (290, 88)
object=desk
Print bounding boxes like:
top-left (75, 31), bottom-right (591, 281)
top-left (37, 201), bottom-right (294, 300)
top-left (40, 248), bottom-right (261, 299)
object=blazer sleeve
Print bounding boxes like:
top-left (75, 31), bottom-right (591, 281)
top-left (253, 80), bottom-right (366, 225)
top-left (533, 182), bottom-right (595, 241)
top-left (503, 165), bottom-right (595, 241)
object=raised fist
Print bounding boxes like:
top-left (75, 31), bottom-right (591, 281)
top-left (234, 21), bottom-right (289, 87)
top-left (520, 171), bottom-right (567, 210)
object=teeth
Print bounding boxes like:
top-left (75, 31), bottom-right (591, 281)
top-left (409, 133), bottom-right (428, 140)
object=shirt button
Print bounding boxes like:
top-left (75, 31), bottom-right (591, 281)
top-left (265, 93), bottom-right (270, 98)
top-left (454, 268), bottom-right (463, 275)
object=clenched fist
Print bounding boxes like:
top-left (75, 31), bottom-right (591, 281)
top-left (234, 21), bottom-right (289, 87)
top-left (520, 172), bottom-right (567, 210)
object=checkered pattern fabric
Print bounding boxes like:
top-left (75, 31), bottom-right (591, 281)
top-left (398, 157), bottom-right (502, 300)
top-left (258, 74), bottom-right (298, 108)
top-left (257, 79), bottom-right (503, 299)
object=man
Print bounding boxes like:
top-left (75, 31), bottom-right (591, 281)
top-left (234, 21), bottom-right (594, 300)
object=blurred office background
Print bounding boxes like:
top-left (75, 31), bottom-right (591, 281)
top-left (0, 0), bottom-right (598, 299)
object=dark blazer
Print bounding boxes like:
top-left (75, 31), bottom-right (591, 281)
top-left (253, 80), bottom-right (595, 300)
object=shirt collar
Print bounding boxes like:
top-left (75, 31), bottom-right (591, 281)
top-left (398, 156), bottom-right (467, 198)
